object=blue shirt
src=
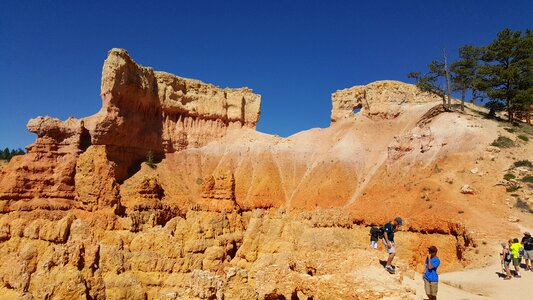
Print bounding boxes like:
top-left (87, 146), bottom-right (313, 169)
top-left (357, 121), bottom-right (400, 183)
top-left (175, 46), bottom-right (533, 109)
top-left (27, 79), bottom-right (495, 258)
top-left (383, 222), bottom-right (396, 241)
top-left (424, 257), bottom-right (440, 282)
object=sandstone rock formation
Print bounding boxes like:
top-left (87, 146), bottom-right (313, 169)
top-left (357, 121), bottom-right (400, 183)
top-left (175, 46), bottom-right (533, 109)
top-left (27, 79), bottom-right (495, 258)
top-left (0, 49), bottom-right (532, 299)
top-left (331, 80), bottom-right (442, 122)
top-left (0, 117), bottom-right (85, 207)
top-left (0, 48), bottom-right (261, 211)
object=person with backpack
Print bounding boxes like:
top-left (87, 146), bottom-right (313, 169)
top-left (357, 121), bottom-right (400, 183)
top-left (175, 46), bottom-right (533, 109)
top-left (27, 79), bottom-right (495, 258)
top-left (381, 217), bottom-right (403, 274)
top-left (521, 232), bottom-right (533, 271)
top-left (500, 242), bottom-right (513, 280)
top-left (509, 238), bottom-right (523, 278)
top-left (369, 224), bottom-right (380, 249)
top-left (423, 246), bottom-right (440, 300)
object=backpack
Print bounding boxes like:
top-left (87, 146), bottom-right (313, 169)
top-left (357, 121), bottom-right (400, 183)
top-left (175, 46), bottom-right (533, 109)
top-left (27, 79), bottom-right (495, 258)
top-left (519, 247), bottom-right (525, 257)
top-left (369, 226), bottom-right (379, 239)
top-left (506, 250), bottom-right (513, 261)
top-left (378, 225), bottom-right (385, 239)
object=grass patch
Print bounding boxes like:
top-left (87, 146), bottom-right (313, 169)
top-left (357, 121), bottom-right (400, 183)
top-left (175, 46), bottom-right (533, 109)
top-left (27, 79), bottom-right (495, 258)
top-left (517, 134), bottom-right (529, 142)
top-left (522, 176), bottom-right (533, 183)
top-left (523, 125), bottom-right (533, 136)
top-left (506, 186), bottom-right (519, 193)
top-left (503, 173), bottom-right (516, 181)
top-left (491, 136), bottom-right (514, 148)
top-left (514, 160), bottom-right (533, 168)
top-left (504, 127), bottom-right (516, 133)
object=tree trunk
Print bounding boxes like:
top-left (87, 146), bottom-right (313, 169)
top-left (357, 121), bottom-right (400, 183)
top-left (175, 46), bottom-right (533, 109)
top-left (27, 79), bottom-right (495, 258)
top-left (461, 86), bottom-right (466, 111)
top-left (444, 49), bottom-right (452, 108)
top-left (472, 89), bottom-right (477, 106)
top-left (507, 99), bottom-right (513, 122)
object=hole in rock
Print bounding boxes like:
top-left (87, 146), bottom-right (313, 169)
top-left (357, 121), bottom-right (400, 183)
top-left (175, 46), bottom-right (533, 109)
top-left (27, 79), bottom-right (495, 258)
top-left (79, 127), bottom-right (92, 152)
top-left (227, 240), bottom-right (238, 260)
top-left (353, 103), bottom-right (363, 114)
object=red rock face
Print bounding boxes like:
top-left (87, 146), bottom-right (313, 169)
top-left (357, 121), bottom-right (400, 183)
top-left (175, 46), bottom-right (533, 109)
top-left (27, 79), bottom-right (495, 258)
top-left (0, 117), bottom-right (85, 210)
top-left (0, 49), bottom-right (261, 210)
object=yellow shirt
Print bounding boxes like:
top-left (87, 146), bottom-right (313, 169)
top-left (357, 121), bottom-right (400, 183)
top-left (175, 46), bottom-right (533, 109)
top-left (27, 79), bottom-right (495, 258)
top-left (510, 242), bottom-right (522, 258)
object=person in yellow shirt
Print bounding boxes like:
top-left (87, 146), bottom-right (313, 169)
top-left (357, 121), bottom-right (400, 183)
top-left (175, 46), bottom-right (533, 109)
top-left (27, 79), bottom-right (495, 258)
top-left (510, 238), bottom-right (523, 278)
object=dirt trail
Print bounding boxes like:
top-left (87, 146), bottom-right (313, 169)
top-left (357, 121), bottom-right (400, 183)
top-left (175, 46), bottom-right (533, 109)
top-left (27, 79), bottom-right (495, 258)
top-left (403, 258), bottom-right (533, 299)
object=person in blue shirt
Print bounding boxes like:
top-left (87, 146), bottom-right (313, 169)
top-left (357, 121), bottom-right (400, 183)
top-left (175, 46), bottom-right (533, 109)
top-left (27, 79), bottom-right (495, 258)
top-left (423, 246), bottom-right (440, 300)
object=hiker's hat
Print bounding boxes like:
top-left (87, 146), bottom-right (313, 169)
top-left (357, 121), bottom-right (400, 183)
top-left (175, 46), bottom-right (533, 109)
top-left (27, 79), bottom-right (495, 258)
top-left (428, 246), bottom-right (438, 253)
top-left (395, 217), bottom-right (403, 225)
top-left (525, 232), bottom-right (531, 236)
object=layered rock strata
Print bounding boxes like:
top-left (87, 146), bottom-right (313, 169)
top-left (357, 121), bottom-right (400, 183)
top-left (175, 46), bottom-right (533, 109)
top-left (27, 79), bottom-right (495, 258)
top-left (0, 48), bottom-right (261, 209)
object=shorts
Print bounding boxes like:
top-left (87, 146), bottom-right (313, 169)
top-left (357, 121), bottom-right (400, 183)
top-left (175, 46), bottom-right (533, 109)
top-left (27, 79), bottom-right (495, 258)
top-left (424, 278), bottom-right (438, 296)
top-left (370, 240), bottom-right (378, 249)
top-left (503, 260), bottom-right (511, 268)
top-left (512, 257), bottom-right (521, 267)
top-left (381, 238), bottom-right (395, 254)
top-left (524, 250), bottom-right (533, 260)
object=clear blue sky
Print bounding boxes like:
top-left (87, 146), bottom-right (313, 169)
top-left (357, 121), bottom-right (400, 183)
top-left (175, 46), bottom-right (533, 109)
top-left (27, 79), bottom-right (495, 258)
top-left (1, 0), bottom-right (531, 149)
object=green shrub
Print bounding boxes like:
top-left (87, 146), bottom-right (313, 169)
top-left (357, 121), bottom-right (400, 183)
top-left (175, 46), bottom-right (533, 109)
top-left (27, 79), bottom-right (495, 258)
top-left (504, 127), bottom-right (516, 133)
top-left (146, 151), bottom-right (155, 167)
top-left (514, 160), bottom-right (533, 168)
top-left (491, 136), bottom-right (514, 148)
top-left (506, 186), bottom-right (519, 193)
top-left (517, 135), bottom-right (529, 142)
top-left (522, 176), bottom-right (533, 183)
top-left (503, 173), bottom-right (516, 181)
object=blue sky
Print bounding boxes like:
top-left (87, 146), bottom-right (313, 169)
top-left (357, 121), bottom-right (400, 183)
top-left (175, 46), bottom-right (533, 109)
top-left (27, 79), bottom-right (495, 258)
top-left (1, 0), bottom-right (531, 149)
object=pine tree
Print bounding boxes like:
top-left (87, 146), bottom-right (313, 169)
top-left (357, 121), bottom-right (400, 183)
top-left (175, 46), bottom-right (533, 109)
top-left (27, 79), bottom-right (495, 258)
top-left (451, 45), bottom-right (484, 110)
top-left (479, 28), bottom-right (524, 122)
top-left (1, 148), bottom-right (9, 160)
top-left (408, 60), bottom-right (447, 106)
top-left (513, 29), bottom-right (533, 123)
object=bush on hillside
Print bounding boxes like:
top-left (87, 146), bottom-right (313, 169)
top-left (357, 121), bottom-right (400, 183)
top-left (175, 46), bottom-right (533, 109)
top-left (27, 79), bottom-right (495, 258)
top-left (515, 199), bottom-right (533, 213)
top-left (146, 151), bottom-right (155, 168)
top-left (522, 176), bottom-right (533, 183)
top-left (504, 127), bottom-right (516, 133)
top-left (491, 136), bottom-right (514, 148)
top-left (503, 173), bottom-right (516, 181)
top-left (514, 160), bottom-right (533, 168)
top-left (506, 186), bottom-right (519, 193)
top-left (517, 135), bottom-right (529, 142)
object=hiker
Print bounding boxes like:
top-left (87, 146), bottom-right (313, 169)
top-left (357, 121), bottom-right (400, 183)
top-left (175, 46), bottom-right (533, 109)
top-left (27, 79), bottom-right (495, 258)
top-left (509, 238), bottom-right (523, 277)
top-left (381, 217), bottom-right (403, 273)
top-left (369, 224), bottom-right (379, 249)
top-left (500, 242), bottom-right (513, 280)
top-left (423, 246), bottom-right (440, 300)
top-left (521, 232), bottom-right (533, 271)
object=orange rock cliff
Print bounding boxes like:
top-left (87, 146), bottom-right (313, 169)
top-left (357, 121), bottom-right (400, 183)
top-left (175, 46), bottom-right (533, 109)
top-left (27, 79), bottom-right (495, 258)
top-left (0, 49), bottom-right (531, 299)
